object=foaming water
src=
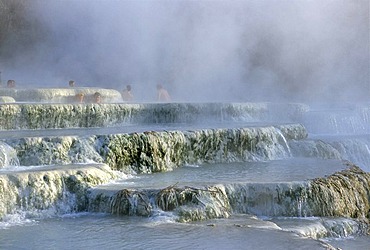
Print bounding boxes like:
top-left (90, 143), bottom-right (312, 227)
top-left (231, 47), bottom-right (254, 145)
top-left (268, 216), bottom-right (368, 239)
top-left (0, 142), bottom-right (19, 168)
top-left (0, 213), bottom-right (36, 230)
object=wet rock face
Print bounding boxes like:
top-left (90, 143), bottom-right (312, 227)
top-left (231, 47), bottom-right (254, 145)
top-left (89, 164), bottom-right (370, 223)
top-left (225, 164), bottom-right (370, 220)
top-left (0, 96), bottom-right (15, 103)
top-left (0, 164), bottom-right (118, 218)
top-left (225, 182), bottom-right (311, 217)
top-left (267, 103), bottom-right (310, 122)
top-left (6, 137), bottom-right (103, 166)
top-left (0, 103), bottom-right (142, 129)
top-left (276, 124), bottom-right (307, 140)
top-left (102, 131), bottom-right (188, 173)
top-left (288, 140), bottom-right (342, 160)
top-left (0, 88), bottom-right (123, 103)
top-left (0, 142), bottom-right (19, 167)
top-left (0, 102), bottom-right (308, 130)
top-left (307, 163), bottom-right (370, 219)
top-left (105, 185), bottom-right (231, 222)
top-left (102, 125), bottom-right (303, 173)
top-left (110, 189), bottom-right (152, 216)
top-left (4, 124), bottom-right (304, 173)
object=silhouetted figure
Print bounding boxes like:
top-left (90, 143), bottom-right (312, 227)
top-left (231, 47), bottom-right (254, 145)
top-left (93, 92), bottom-right (102, 103)
top-left (157, 84), bottom-right (171, 102)
top-left (122, 84), bottom-right (133, 102)
top-left (75, 93), bottom-right (85, 103)
top-left (7, 80), bottom-right (15, 88)
top-left (69, 80), bottom-right (75, 87)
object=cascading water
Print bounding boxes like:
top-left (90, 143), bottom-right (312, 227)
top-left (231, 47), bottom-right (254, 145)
top-left (0, 100), bottom-right (369, 249)
top-left (274, 128), bottom-right (292, 157)
top-left (0, 142), bottom-right (19, 168)
top-left (303, 105), bottom-right (370, 135)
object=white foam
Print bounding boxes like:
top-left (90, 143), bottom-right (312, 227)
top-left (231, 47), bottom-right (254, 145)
top-left (148, 209), bottom-right (178, 224)
top-left (184, 164), bottom-right (200, 168)
top-left (0, 212), bottom-right (36, 229)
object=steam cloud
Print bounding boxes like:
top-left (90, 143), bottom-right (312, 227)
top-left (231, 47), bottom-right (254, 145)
top-left (1, 0), bottom-right (369, 102)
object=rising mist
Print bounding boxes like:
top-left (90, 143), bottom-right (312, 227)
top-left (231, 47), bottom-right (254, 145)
top-left (0, 0), bottom-right (368, 103)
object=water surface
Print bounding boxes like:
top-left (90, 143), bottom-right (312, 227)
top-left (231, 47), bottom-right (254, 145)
top-left (105, 158), bottom-right (347, 190)
top-left (0, 213), bottom-right (332, 250)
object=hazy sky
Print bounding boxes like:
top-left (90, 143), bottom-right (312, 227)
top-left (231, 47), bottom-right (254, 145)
top-left (1, 0), bottom-right (369, 103)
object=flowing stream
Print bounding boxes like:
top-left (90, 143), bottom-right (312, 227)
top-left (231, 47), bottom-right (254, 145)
top-left (0, 101), bottom-right (369, 249)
